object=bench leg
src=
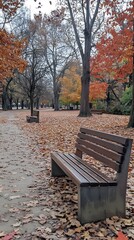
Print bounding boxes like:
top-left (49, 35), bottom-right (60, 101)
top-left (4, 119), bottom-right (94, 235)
top-left (78, 185), bottom-right (121, 224)
top-left (51, 159), bottom-right (66, 177)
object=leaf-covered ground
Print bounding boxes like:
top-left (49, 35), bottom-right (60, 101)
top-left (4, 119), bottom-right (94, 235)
top-left (0, 109), bottom-right (134, 239)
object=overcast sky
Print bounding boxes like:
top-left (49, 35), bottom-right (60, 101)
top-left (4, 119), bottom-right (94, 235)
top-left (24, 0), bottom-right (57, 17)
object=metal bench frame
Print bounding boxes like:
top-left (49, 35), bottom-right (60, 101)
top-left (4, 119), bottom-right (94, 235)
top-left (51, 128), bottom-right (133, 224)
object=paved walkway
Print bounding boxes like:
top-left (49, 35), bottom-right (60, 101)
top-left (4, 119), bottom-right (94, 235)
top-left (0, 111), bottom-right (62, 240)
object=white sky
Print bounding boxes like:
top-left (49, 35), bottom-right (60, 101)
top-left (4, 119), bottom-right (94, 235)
top-left (24, 0), bottom-right (57, 17)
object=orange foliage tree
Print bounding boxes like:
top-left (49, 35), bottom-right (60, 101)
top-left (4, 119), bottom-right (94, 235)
top-left (0, 0), bottom-right (26, 110)
top-left (0, 30), bottom-right (26, 84)
top-left (91, 0), bottom-right (134, 125)
top-left (60, 63), bottom-right (81, 106)
top-left (90, 81), bottom-right (108, 102)
top-left (92, 0), bottom-right (133, 82)
top-left (0, 0), bottom-right (26, 84)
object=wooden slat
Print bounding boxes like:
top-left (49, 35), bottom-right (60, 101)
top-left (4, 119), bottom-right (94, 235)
top-left (63, 153), bottom-right (107, 185)
top-left (57, 152), bottom-right (101, 185)
top-left (51, 152), bottom-right (89, 186)
top-left (65, 153), bottom-right (116, 185)
top-left (80, 128), bottom-right (129, 145)
top-left (75, 143), bottom-right (120, 171)
top-left (78, 132), bottom-right (126, 154)
top-left (76, 138), bottom-right (123, 163)
top-left (52, 152), bottom-right (117, 186)
top-left (69, 153), bottom-right (117, 185)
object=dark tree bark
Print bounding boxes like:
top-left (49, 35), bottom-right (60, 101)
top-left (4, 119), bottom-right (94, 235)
top-left (9, 96), bottom-right (13, 110)
top-left (16, 98), bottom-right (19, 109)
top-left (21, 100), bottom-right (24, 109)
top-left (2, 86), bottom-right (8, 111)
top-left (128, 20), bottom-right (134, 127)
top-left (30, 93), bottom-right (34, 116)
top-left (36, 97), bottom-right (40, 109)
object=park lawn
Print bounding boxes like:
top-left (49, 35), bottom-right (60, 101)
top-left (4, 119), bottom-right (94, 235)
top-left (15, 109), bottom-right (134, 239)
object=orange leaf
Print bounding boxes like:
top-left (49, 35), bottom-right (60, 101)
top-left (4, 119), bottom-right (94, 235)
top-left (1, 231), bottom-right (16, 240)
top-left (116, 231), bottom-right (128, 240)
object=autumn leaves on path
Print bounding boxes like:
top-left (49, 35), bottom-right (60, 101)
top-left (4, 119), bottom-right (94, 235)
top-left (0, 110), bottom-right (134, 239)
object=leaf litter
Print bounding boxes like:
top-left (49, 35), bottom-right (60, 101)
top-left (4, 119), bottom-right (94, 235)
top-left (0, 109), bottom-right (134, 239)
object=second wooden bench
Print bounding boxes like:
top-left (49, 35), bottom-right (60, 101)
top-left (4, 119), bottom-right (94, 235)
top-left (51, 128), bottom-right (132, 224)
top-left (26, 110), bottom-right (39, 123)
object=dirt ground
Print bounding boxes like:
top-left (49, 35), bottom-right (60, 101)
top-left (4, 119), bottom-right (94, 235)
top-left (0, 109), bottom-right (133, 240)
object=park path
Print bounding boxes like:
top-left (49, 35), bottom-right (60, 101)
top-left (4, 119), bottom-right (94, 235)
top-left (0, 111), bottom-right (66, 240)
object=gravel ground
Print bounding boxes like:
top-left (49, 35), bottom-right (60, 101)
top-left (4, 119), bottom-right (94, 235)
top-left (0, 111), bottom-right (59, 239)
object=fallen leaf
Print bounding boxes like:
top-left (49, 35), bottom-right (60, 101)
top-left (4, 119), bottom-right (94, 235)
top-left (1, 231), bottom-right (16, 240)
top-left (65, 229), bottom-right (75, 236)
top-left (45, 227), bottom-right (52, 233)
top-left (0, 232), bottom-right (5, 237)
top-left (69, 219), bottom-right (81, 227)
top-left (13, 222), bottom-right (21, 227)
top-left (116, 231), bottom-right (128, 240)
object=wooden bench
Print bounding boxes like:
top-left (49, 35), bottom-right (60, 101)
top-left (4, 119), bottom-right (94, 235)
top-left (26, 110), bottom-right (39, 123)
top-left (51, 128), bottom-right (133, 224)
top-left (91, 109), bottom-right (103, 114)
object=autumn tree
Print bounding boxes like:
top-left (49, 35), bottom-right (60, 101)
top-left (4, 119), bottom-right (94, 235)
top-left (60, 61), bottom-right (81, 107)
top-left (58, 0), bottom-right (106, 116)
top-left (0, 1), bottom-right (26, 110)
top-left (0, 31), bottom-right (26, 84)
top-left (91, 0), bottom-right (134, 126)
top-left (90, 81), bottom-right (107, 102)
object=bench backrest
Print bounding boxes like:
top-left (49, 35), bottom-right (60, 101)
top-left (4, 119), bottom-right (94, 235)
top-left (32, 110), bottom-right (39, 117)
top-left (75, 128), bottom-right (133, 173)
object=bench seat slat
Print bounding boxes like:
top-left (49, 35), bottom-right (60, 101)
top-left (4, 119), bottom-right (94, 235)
top-left (52, 152), bottom-right (89, 186)
top-left (80, 128), bottom-right (129, 145)
top-left (59, 153), bottom-right (102, 186)
top-left (61, 153), bottom-right (108, 185)
top-left (76, 138), bottom-right (123, 163)
top-left (75, 143), bottom-right (120, 171)
top-left (78, 133), bottom-right (126, 154)
top-left (52, 152), bottom-right (116, 186)
top-left (65, 153), bottom-right (117, 186)
top-left (69, 153), bottom-right (117, 185)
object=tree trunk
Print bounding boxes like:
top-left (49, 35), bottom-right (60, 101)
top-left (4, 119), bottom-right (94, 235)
top-left (106, 85), bottom-right (111, 112)
top-left (127, 71), bottom-right (134, 127)
top-left (30, 95), bottom-right (34, 116)
top-left (127, 68), bottom-right (134, 127)
top-left (36, 97), bottom-right (40, 109)
top-left (9, 97), bottom-right (12, 110)
top-left (21, 100), bottom-right (24, 109)
top-left (127, 20), bottom-right (134, 127)
top-left (79, 0), bottom-right (91, 117)
top-left (79, 75), bottom-right (91, 116)
top-left (2, 86), bottom-right (8, 111)
top-left (67, 0), bottom-right (101, 117)
top-left (54, 92), bottom-right (59, 111)
top-left (16, 99), bottom-right (19, 109)
top-left (53, 78), bottom-right (60, 111)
